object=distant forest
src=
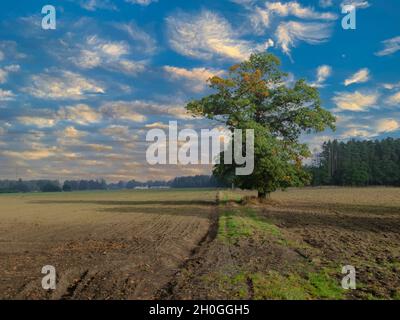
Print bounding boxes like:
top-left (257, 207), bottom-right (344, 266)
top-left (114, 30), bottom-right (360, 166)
top-left (0, 175), bottom-right (227, 193)
top-left (308, 138), bottom-right (400, 186)
top-left (2, 138), bottom-right (400, 193)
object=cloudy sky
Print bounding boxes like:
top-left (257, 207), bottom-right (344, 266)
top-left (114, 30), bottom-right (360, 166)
top-left (0, 0), bottom-right (399, 182)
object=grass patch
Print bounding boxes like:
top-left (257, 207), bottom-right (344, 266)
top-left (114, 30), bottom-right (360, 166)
top-left (393, 291), bottom-right (400, 300)
top-left (218, 191), bottom-right (243, 204)
top-left (252, 270), bottom-right (344, 300)
top-left (218, 208), bottom-right (282, 242)
top-left (218, 211), bottom-right (253, 241)
top-left (221, 273), bottom-right (249, 299)
top-left (307, 270), bottom-right (344, 299)
top-left (207, 270), bottom-right (345, 300)
top-left (242, 208), bottom-right (281, 237)
top-left (251, 271), bottom-right (310, 300)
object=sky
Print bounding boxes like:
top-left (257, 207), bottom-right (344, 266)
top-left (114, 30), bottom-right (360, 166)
top-left (0, 0), bottom-right (399, 182)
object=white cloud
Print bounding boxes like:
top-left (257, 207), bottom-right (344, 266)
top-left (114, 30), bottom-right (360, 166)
top-left (311, 65), bottom-right (332, 87)
top-left (249, 7), bottom-right (272, 34)
top-left (56, 128), bottom-right (86, 147)
top-left (17, 116), bottom-right (56, 128)
top-left (303, 134), bottom-right (335, 155)
top-left (164, 66), bottom-right (224, 92)
top-left (69, 35), bottom-right (146, 75)
top-left (0, 64), bottom-right (20, 84)
top-left (0, 69), bottom-right (8, 84)
top-left (90, 36), bottom-right (128, 57)
top-left (62, 126), bottom-right (87, 138)
top-left (125, 0), bottom-right (157, 5)
top-left (79, 0), bottom-right (117, 11)
top-left (248, 1), bottom-right (336, 35)
top-left (0, 88), bottom-right (15, 101)
top-left (341, 127), bottom-right (372, 138)
top-left (242, 2), bottom-right (338, 57)
top-left (114, 22), bottom-right (157, 55)
top-left (276, 21), bottom-right (333, 58)
top-left (58, 104), bottom-right (102, 125)
top-left (166, 10), bottom-right (263, 61)
top-left (86, 143), bottom-right (113, 152)
top-left (0, 69), bottom-right (7, 84)
top-left (341, 118), bottom-right (400, 139)
top-left (2, 148), bottom-right (57, 160)
top-left (382, 82), bottom-right (400, 90)
top-left (341, 0), bottom-right (371, 9)
top-left (24, 71), bottom-right (105, 100)
top-left (333, 91), bottom-right (379, 111)
top-left (12, 105), bottom-right (101, 131)
top-left (230, 0), bottom-right (254, 5)
top-left (4, 64), bottom-right (20, 72)
top-left (376, 119), bottom-right (399, 133)
top-left (319, 0), bottom-right (333, 8)
top-left (0, 41), bottom-right (26, 60)
top-left (385, 92), bottom-right (400, 106)
top-left (344, 68), bottom-right (370, 86)
top-left (145, 122), bottom-right (170, 129)
top-left (111, 59), bottom-right (146, 75)
top-left (100, 102), bottom-right (147, 122)
top-left (375, 36), bottom-right (400, 57)
top-left (267, 1), bottom-right (337, 20)
top-left (100, 100), bottom-right (190, 121)
top-left (101, 125), bottom-right (132, 142)
top-left (72, 49), bottom-right (102, 69)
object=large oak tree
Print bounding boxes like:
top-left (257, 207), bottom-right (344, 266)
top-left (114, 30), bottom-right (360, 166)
top-left (186, 53), bottom-right (336, 199)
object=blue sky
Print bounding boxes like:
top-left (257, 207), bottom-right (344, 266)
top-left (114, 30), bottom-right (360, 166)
top-left (0, 0), bottom-right (399, 181)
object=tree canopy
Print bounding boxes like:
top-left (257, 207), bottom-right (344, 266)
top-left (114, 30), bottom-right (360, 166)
top-left (308, 138), bottom-right (400, 187)
top-left (186, 53), bottom-right (336, 198)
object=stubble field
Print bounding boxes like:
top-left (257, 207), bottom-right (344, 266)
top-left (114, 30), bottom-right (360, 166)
top-left (0, 187), bottom-right (399, 300)
top-left (0, 189), bottom-right (216, 299)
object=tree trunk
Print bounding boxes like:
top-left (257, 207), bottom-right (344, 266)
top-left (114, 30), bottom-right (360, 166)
top-left (258, 191), bottom-right (271, 200)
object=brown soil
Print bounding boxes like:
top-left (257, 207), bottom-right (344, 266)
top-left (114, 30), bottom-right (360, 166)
top-left (1, 187), bottom-right (399, 300)
top-left (0, 190), bottom-right (215, 299)
top-left (161, 188), bottom-right (400, 300)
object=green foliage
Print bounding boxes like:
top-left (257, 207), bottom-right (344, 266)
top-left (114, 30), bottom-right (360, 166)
top-left (0, 179), bottom-right (61, 193)
top-left (40, 182), bottom-right (62, 193)
top-left (309, 138), bottom-right (400, 186)
top-left (186, 53), bottom-right (335, 196)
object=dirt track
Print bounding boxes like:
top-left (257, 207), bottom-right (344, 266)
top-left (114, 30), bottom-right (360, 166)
top-left (0, 190), bottom-right (216, 299)
top-left (163, 188), bottom-right (400, 300)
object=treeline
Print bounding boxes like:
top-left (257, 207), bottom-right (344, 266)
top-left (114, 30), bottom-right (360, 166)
top-left (109, 175), bottom-right (227, 189)
top-left (308, 138), bottom-right (400, 186)
top-left (170, 175), bottom-right (226, 188)
top-left (108, 179), bottom-right (169, 189)
top-left (62, 179), bottom-right (107, 191)
top-left (0, 175), bottom-right (226, 193)
top-left (0, 179), bottom-right (62, 193)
